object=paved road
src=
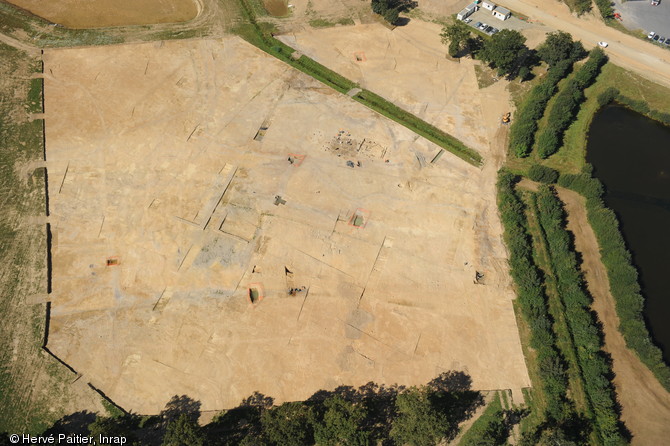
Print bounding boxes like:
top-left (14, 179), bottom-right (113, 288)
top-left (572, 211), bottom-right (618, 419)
top-left (498, 0), bottom-right (670, 90)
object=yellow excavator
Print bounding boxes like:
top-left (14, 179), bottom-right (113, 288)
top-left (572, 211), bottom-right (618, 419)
top-left (501, 112), bottom-right (511, 125)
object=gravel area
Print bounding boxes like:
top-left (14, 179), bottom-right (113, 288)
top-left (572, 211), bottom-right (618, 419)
top-left (612, 0), bottom-right (670, 42)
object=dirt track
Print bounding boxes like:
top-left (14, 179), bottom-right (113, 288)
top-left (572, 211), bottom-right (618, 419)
top-left (498, 0), bottom-right (670, 89)
top-left (558, 188), bottom-right (670, 446)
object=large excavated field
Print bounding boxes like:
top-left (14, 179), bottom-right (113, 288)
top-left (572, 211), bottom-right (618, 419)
top-left (5, 0), bottom-right (198, 28)
top-left (43, 36), bottom-right (530, 414)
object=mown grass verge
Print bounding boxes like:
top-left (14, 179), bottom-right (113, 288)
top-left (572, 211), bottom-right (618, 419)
top-left (308, 17), bottom-right (355, 28)
top-left (458, 392), bottom-right (507, 446)
top-left (352, 90), bottom-right (481, 165)
top-left (233, 0), bottom-right (482, 166)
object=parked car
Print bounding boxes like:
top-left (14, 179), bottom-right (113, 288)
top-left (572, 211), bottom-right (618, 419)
top-left (651, 0), bottom-right (660, 6)
top-left (598, 41), bottom-right (609, 48)
top-left (485, 26), bottom-right (494, 33)
top-left (464, 18), bottom-right (473, 24)
top-left (654, 34), bottom-right (660, 41)
top-left (660, 37), bottom-right (667, 44)
top-left (479, 22), bottom-right (488, 30)
top-left (491, 28), bottom-right (500, 34)
top-left (665, 39), bottom-right (670, 46)
top-left (648, 31), bottom-right (656, 39)
top-left (474, 21), bottom-right (482, 28)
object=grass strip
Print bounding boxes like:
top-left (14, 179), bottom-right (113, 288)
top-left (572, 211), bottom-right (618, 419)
top-left (352, 90), bottom-right (481, 165)
top-left (458, 392), bottom-right (506, 446)
top-left (233, 0), bottom-right (482, 166)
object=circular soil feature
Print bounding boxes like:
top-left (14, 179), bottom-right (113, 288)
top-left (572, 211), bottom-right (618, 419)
top-left (5, 0), bottom-right (199, 28)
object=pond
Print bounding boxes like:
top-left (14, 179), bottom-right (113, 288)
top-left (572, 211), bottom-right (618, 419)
top-left (586, 104), bottom-right (670, 362)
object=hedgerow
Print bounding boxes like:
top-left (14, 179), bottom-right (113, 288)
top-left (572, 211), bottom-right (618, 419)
top-left (535, 186), bottom-right (625, 445)
top-left (497, 171), bottom-right (570, 421)
top-left (537, 49), bottom-right (608, 158)
top-left (509, 59), bottom-right (574, 157)
top-left (594, 0), bottom-right (614, 19)
top-left (558, 168), bottom-right (670, 392)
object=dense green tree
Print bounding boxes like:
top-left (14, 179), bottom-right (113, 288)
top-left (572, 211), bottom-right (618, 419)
top-left (537, 31), bottom-right (586, 66)
top-left (597, 87), bottom-right (619, 106)
top-left (528, 165), bottom-right (559, 184)
top-left (440, 21), bottom-right (471, 57)
top-left (383, 7), bottom-right (400, 25)
top-left (312, 395), bottom-right (370, 446)
top-left (260, 402), bottom-right (313, 446)
top-left (594, 0), bottom-right (614, 18)
top-left (479, 30), bottom-right (528, 77)
top-left (390, 387), bottom-right (451, 446)
top-left (162, 413), bottom-right (205, 446)
top-left (370, 0), bottom-right (415, 24)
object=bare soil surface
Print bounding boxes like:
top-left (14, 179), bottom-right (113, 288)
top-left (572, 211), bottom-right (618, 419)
top-left (4, 0), bottom-right (199, 28)
top-left (498, 0), bottom-right (670, 89)
top-left (43, 36), bottom-right (530, 414)
top-left (0, 43), bottom-right (104, 433)
top-left (558, 187), bottom-right (670, 446)
top-left (278, 20), bottom-right (512, 161)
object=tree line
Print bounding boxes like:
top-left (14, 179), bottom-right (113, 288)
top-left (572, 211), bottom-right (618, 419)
top-left (28, 372), bottom-right (486, 446)
top-left (534, 186), bottom-right (626, 445)
top-left (496, 172), bottom-right (580, 442)
top-left (536, 48), bottom-right (608, 158)
top-left (507, 31), bottom-right (592, 158)
top-left (370, 0), bottom-right (416, 25)
top-left (558, 167), bottom-right (670, 392)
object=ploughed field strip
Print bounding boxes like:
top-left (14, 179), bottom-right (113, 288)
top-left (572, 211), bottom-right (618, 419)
top-left (4, 0), bottom-right (199, 28)
top-left (43, 37), bottom-right (529, 414)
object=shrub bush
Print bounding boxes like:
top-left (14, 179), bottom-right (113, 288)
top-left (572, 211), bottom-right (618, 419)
top-left (597, 87), bottom-right (619, 107)
top-left (594, 0), bottom-right (614, 18)
top-left (528, 165), bottom-right (559, 184)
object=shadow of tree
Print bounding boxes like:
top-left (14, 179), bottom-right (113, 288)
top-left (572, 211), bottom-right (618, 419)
top-left (394, 17), bottom-right (411, 27)
top-left (43, 411), bottom-right (97, 436)
top-left (38, 371), bottom-right (486, 446)
top-left (161, 395), bottom-right (201, 423)
top-left (427, 371), bottom-right (473, 392)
